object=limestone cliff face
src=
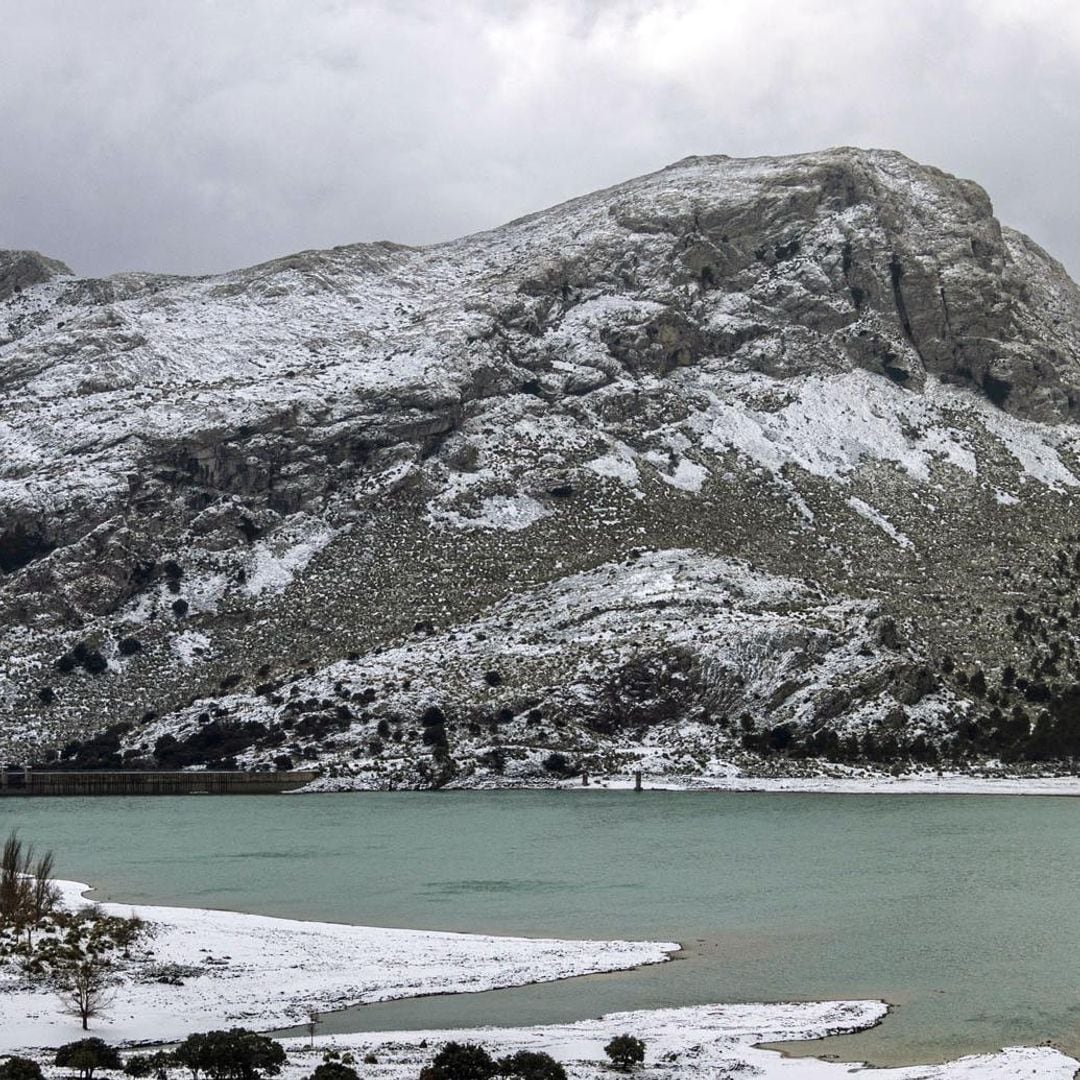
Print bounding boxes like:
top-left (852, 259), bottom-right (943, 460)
top-left (3, 148), bottom-right (1080, 784)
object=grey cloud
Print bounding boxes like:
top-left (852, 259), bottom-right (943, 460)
top-left (2, 0), bottom-right (1078, 278)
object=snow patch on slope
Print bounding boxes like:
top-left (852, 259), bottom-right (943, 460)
top-left (684, 370), bottom-right (1076, 491)
top-left (246, 519), bottom-right (336, 596)
top-left (847, 498), bottom-right (914, 550)
top-left (429, 493), bottom-right (552, 532)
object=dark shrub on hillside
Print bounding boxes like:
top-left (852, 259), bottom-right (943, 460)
top-left (273, 754), bottom-right (294, 771)
top-left (56, 642), bottom-right (109, 675)
top-left (57, 723), bottom-right (133, 770)
top-left (422, 725), bottom-right (449, 749)
top-left (171, 599), bottom-right (189, 617)
top-left (55, 1039), bottom-right (122, 1080)
top-left (542, 752), bottom-right (574, 776)
top-left (294, 712), bottom-right (350, 740)
top-left (604, 1035), bottom-right (645, 1070)
top-left (497, 1051), bottom-right (566, 1080)
top-left (483, 670), bottom-right (503, 687)
top-left (376, 718), bottom-right (391, 738)
top-left (308, 1065), bottom-right (358, 1080)
top-left (420, 705), bottom-right (447, 727)
top-left (766, 724), bottom-right (794, 753)
top-left (153, 719), bottom-right (269, 769)
top-left (37, 686), bottom-right (56, 705)
top-left (1025, 681), bottom-right (1051, 703)
top-left (174, 1029), bottom-right (284, 1080)
top-left (83, 650), bottom-right (108, 675)
top-left (124, 1051), bottom-right (174, 1079)
top-left (118, 637), bottom-right (142, 657)
top-left (480, 747), bottom-right (507, 773)
top-left (420, 1043), bottom-right (497, 1080)
top-left (0, 1057), bottom-right (44, 1080)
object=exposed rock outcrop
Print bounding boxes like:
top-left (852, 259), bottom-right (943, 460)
top-left (0, 249), bottom-right (71, 303)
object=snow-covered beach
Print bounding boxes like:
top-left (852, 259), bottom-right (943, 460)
top-left (0, 880), bottom-right (676, 1052)
top-left (2, 878), bottom-right (1076, 1079)
top-left (547, 771), bottom-right (1080, 797)
top-left (274, 1002), bottom-right (1078, 1080)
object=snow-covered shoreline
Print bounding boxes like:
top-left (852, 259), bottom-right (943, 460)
top-left (4, 881), bottom-right (1076, 1078)
top-left (0, 879), bottom-right (676, 1053)
top-left (274, 1001), bottom-right (1079, 1080)
top-left (303, 769), bottom-right (1080, 796)
top-left (547, 772), bottom-right (1080, 797)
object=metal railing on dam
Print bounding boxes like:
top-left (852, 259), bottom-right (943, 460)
top-left (0, 768), bottom-right (318, 796)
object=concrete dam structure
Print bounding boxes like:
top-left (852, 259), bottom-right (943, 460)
top-left (0, 768), bottom-right (318, 796)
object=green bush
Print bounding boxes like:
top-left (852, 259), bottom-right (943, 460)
top-left (173, 1029), bottom-right (285, 1080)
top-left (542, 753), bottom-right (574, 776)
top-left (123, 1051), bottom-right (174, 1080)
top-left (497, 1050), bottom-right (566, 1080)
top-left (603, 1035), bottom-right (645, 1071)
top-left (420, 1043), bottom-right (497, 1080)
top-left (55, 1040), bottom-right (122, 1080)
top-left (0, 1058), bottom-right (44, 1080)
top-left (308, 1065), bottom-right (357, 1080)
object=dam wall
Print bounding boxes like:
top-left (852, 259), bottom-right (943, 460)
top-left (0, 768), bottom-right (317, 796)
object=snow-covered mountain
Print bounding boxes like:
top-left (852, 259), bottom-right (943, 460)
top-left (5, 148), bottom-right (1080, 786)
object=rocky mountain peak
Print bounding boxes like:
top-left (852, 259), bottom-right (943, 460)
top-left (475, 146), bottom-right (1080, 421)
top-left (0, 249), bottom-right (72, 302)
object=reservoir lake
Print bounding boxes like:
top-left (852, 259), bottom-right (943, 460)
top-left (3, 789), bottom-right (1078, 1066)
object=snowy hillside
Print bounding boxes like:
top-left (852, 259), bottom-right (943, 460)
top-left (5, 148), bottom-right (1080, 784)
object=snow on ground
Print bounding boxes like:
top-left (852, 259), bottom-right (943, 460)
top-left (846, 497), bottom-right (914, 550)
top-left (275, 1000), bottom-right (1077, 1080)
top-left (0, 881), bottom-right (676, 1053)
top-left (560, 771), bottom-right (1080, 796)
top-left (5, 882), bottom-right (1076, 1078)
top-left (689, 369), bottom-right (1075, 492)
top-left (244, 521), bottom-right (336, 596)
top-left (429, 493), bottom-right (553, 532)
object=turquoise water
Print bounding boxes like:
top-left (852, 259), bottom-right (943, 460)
top-left (3, 790), bottom-right (1079, 1065)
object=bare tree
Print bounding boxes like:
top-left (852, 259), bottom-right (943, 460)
top-left (24, 849), bottom-right (58, 946)
top-left (31, 849), bottom-right (57, 920)
top-left (55, 956), bottom-right (117, 1030)
top-left (1, 831), bottom-right (59, 945)
top-left (0, 831), bottom-right (33, 929)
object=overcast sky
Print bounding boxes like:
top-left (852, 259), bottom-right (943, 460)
top-left (2, 0), bottom-right (1079, 279)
